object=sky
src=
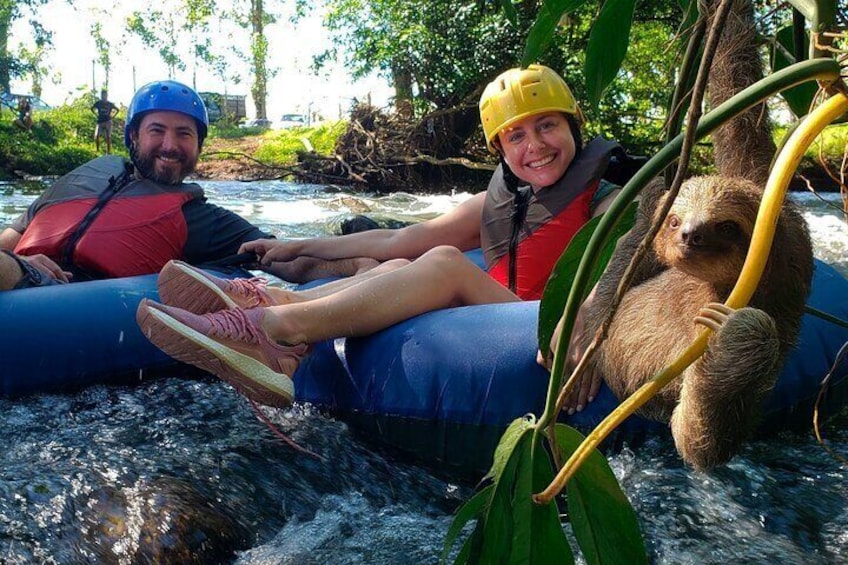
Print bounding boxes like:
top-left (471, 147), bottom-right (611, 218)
top-left (9, 0), bottom-right (394, 121)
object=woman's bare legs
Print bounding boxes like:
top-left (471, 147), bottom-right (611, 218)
top-left (260, 246), bottom-right (519, 345)
top-left (262, 258), bottom-right (412, 304)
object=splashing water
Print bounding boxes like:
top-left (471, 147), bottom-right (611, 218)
top-left (0, 180), bottom-right (846, 563)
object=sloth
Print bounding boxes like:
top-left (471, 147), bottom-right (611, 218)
top-left (575, 176), bottom-right (813, 470)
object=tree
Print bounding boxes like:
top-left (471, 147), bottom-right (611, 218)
top-left (0, 0), bottom-right (52, 93)
top-left (91, 19), bottom-right (114, 92)
top-left (315, 0), bottom-right (536, 114)
top-left (15, 42), bottom-right (52, 98)
top-left (314, 0), bottom-right (680, 154)
top-left (248, 0), bottom-right (270, 120)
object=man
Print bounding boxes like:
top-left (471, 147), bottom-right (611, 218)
top-left (0, 79), bottom-right (366, 284)
top-left (90, 89), bottom-right (119, 154)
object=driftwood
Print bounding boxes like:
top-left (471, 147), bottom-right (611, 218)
top-left (297, 103), bottom-right (495, 193)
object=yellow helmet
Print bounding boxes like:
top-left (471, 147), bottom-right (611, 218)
top-left (479, 64), bottom-right (582, 153)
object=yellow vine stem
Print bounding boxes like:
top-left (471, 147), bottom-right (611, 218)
top-left (534, 90), bottom-right (848, 504)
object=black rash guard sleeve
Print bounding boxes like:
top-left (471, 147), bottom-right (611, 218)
top-left (181, 198), bottom-right (273, 265)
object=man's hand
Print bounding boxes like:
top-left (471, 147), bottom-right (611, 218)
top-left (25, 254), bottom-right (72, 283)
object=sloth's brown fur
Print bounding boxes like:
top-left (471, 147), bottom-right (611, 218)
top-left (578, 176), bottom-right (813, 470)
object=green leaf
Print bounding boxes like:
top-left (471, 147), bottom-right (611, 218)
top-left (537, 201), bottom-right (637, 355)
top-left (584, 0), bottom-right (637, 109)
top-left (495, 0), bottom-right (519, 26)
top-left (508, 436), bottom-right (577, 564)
top-left (554, 425), bottom-right (648, 565)
top-left (770, 25), bottom-right (817, 118)
top-left (478, 429), bottom-right (533, 564)
top-left (522, 0), bottom-right (588, 67)
top-left (507, 435), bottom-right (535, 563)
top-left (529, 440), bottom-right (574, 564)
top-left (486, 415), bottom-right (536, 481)
top-left (441, 484), bottom-right (495, 564)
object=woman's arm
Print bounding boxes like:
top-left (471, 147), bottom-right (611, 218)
top-left (241, 192), bottom-right (486, 265)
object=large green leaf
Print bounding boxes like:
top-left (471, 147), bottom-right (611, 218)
top-left (530, 439), bottom-right (574, 564)
top-left (537, 202), bottom-right (637, 355)
top-left (494, 0), bottom-right (518, 26)
top-left (770, 25), bottom-right (817, 118)
top-left (522, 0), bottom-right (588, 66)
top-left (487, 415), bottom-right (536, 481)
top-left (475, 428), bottom-right (532, 564)
top-left (584, 0), bottom-right (637, 109)
top-left (555, 425), bottom-right (648, 564)
top-left (506, 436), bottom-right (577, 564)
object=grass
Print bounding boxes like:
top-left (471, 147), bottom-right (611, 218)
top-left (254, 121), bottom-right (347, 165)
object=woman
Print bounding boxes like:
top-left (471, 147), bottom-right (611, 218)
top-left (137, 64), bottom-right (623, 409)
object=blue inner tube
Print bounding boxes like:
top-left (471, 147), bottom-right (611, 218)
top-left (295, 259), bottom-right (848, 474)
top-left (1, 258), bottom-right (846, 475)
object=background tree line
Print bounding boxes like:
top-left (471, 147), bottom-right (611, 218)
top-left (0, 0), bottom-right (838, 162)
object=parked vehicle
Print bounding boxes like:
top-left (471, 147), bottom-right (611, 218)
top-left (198, 92), bottom-right (247, 123)
top-left (240, 118), bottom-right (273, 129)
top-left (276, 113), bottom-right (307, 129)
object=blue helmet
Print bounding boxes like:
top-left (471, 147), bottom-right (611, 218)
top-left (124, 80), bottom-right (209, 149)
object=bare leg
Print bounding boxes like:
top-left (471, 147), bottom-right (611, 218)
top-left (263, 258), bottom-right (411, 304)
top-left (262, 246), bottom-right (518, 344)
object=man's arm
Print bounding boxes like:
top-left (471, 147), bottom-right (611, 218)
top-left (0, 227), bottom-right (22, 250)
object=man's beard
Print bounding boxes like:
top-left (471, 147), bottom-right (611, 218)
top-left (130, 145), bottom-right (197, 186)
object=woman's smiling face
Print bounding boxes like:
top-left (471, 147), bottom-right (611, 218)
top-left (496, 112), bottom-right (576, 191)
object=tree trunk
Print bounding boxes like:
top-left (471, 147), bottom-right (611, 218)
top-left (250, 0), bottom-right (268, 120)
top-left (392, 64), bottom-right (413, 118)
top-left (0, 1), bottom-right (12, 93)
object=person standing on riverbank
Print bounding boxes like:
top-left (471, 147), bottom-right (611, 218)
top-left (91, 89), bottom-right (119, 154)
top-left (13, 96), bottom-right (33, 132)
top-left (0, 79), bottom-right (370, 283)
top-left (137, 64), bottom-right (625, 409)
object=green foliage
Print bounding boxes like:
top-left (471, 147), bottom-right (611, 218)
top-left (318, 0), bottom-right (542, 109)
top-left (0, 93), bottom-right (118, 177)
top-left (556, 425), bottom-right (647, 564)
top-left (253, 121), bottom-right (347, 166)
top-left (770, 25), bottom-right (818, 118)
top-left (537, 201), bottom-right (637, 356)
top-left (442, 417), bottom-right (646, 564)
top-left (583, 0), bottom-right (637, 109)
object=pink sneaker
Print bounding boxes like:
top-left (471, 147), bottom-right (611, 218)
top-left (157, 260), bottom-right (275, 314)
top-left (136, 298), bottom-right (308, 407)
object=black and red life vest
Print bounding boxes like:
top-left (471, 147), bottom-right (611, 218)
top-left (14, 155), bottom-right (204, 278)
top-left (481, 137), bottom-right (622, 300)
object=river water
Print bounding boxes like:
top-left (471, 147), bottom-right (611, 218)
top-left (1, 179), bottom-right (846, 564)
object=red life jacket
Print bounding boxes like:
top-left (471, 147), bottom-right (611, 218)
top-left (14, 156), bottom-right (203, 278)
top-left (481, 137), bottom-right (621, 300)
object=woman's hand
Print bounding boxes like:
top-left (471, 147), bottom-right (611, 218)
top-left (239, 239), bottom-right (302, 265)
